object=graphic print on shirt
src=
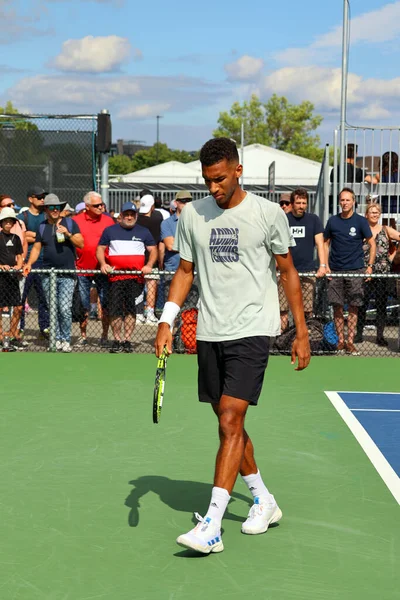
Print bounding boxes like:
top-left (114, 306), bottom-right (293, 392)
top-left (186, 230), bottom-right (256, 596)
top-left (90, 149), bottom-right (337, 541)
top-left (209, 227), bottom-right (239, 263)
top-left (290, 226), bottom-right (305, 238)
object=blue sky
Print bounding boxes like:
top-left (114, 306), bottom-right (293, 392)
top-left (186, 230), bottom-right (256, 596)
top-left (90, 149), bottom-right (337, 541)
top-left (1, 0), bottom-right (400, 150)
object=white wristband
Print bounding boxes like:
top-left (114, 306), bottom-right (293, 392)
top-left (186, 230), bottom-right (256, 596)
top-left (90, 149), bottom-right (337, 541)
top-left (159, 301), bottom-right (180, 328)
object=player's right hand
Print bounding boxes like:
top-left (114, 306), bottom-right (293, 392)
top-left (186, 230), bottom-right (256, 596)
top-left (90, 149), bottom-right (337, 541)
top-left (155, 323), bottom-right (173, 357)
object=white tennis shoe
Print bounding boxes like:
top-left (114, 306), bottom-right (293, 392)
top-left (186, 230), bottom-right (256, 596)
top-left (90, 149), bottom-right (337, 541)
top-left (176, 513), bottom-right (224, 554)
top-left (241, 496), bottom-right (282, 535)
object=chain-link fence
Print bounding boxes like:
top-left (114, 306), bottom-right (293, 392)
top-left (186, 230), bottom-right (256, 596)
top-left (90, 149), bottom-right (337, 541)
top-left (1, 270), bottom-right (399, 355)
top-left (0, 114), bottom-right (97, 206)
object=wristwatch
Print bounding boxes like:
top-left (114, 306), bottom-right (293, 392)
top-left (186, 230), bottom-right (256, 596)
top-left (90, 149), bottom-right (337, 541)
top-left (367, 264), bottom-right (373, 268)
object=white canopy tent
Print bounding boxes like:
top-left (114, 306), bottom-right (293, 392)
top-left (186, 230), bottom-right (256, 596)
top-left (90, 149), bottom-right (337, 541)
top-left (186, 144), bottom-right (321, 186)
top-left (115, 144), bottom-right (321, 187)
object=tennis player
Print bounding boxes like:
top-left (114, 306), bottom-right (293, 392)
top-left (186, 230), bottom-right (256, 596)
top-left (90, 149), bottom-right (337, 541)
top-left (155, 137), bottom-right (310, 554)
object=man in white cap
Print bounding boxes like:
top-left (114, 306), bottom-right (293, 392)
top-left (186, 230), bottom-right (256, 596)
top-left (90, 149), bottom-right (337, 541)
top-left (137, 193), bottom-right (163, 325)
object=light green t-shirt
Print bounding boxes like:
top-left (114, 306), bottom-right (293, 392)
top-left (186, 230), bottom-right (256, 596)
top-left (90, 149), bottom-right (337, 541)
top-left (173, 192), bottom-right (292, 341)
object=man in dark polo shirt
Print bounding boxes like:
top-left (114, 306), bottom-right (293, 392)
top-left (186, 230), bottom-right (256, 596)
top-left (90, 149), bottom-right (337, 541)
top-left (24, 194), bottom-right (84, 352)
top-left (324, 187), bottom-right (376, 355)
top-left (279, 188), bottom-right (326, 331)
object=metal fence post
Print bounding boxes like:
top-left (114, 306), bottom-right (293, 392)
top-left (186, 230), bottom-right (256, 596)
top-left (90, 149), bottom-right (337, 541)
top-left (48, 269), bottom-right (57, 352)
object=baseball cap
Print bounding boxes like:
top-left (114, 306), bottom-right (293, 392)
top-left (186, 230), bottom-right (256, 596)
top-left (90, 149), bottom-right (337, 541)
top-left (139, 194), bottom-right (155, 213)
top-left (0, 207), bottom-right (17, 221)
top-left (64, 203), bottom-right (74, 212)
top-left (44, 193), bottom-right (66, 207)
top-left (121, 202), bottom-right (137, 213)
top-left (27, 186), bottom-right (47, 198)
top-left (175, 190), bottom-right (193, 202)
top-left (170, 200), bottom-right (177, 212)
top-left (75, 202), bottom-right (86, 213)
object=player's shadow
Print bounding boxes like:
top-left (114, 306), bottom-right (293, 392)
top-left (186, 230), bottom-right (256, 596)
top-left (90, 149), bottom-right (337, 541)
top-left (124, 475), bottom-right (252, 528)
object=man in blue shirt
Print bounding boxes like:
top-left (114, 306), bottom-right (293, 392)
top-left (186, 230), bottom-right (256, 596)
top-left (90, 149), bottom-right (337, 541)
top-left (324, 188), bottom-right (376, 355)
top-left (24, 194), bottom-right (84, 352)
top-left (17, 186), bottom-right (49, 338)
top-left (279, 188), bottom-right (326, 331)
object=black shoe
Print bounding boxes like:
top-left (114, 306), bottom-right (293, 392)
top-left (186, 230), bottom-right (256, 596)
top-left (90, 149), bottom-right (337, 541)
top-left (109, 341), bottom-right (123, 354)
top-left (10, 338), bottom-right (28, 350)
top-left (376, 337), bottom-right (388, 347)
top-left (122, 340), bottom-right (133, 353)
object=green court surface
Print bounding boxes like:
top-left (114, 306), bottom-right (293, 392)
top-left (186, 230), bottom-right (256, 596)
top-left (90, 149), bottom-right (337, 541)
top-left (1, 354), bottom-right (399, 600)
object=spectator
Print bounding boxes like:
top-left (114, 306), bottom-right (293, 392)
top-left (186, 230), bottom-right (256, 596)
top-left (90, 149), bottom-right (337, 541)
top-left (330, 143), bottom-right (376, 185)
top-left (0, 208), bottom-right (24, 349)
top-left (375, 151), bottom-right (399, 215)
top-left (137, 194), bottom-right (162, 325)
top-left (324, 188), bottom-right (376, 355)
top-left (61, 203), bottom-right (75, 218)
top-left (279, 188), bottom-right (326, 331)
top-left (24, 194), bottom-right (84, 353)
top-left (355, 203), bottom-right (400, 346)
top-left (0, 195), bottom-right (28, 344)
top-left (279, 193), bottom-right (292, 214)
top-left (73, 191), bottom-right (114, 347)
top-left (96, 202), bottom-right (157, 354)
top-left (161, 190), bottom-right (192, 276)
top-left (75, 202), bottom-right (86, 215)
top-left (154, 195), bottom-right (170, 220)
top-left (17, 186), bottom-right (49, 340)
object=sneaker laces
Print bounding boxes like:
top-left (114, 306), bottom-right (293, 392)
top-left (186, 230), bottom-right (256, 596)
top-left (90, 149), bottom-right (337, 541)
top-left (193, 512), bottom-right (211, 533)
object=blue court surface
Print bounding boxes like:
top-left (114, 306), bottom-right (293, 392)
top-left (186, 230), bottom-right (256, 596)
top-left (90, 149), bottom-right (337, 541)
top-left (325, 391), bottom-right (400, 505)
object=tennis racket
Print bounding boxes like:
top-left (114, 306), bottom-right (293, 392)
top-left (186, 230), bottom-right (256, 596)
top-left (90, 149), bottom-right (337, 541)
top-left (153, 347), bottom-right (168, 424)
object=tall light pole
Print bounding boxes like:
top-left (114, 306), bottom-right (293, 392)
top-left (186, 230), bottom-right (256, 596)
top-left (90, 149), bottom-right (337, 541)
top-left (156, 115), bottom-right (163, 164)
top-left (339, 0), bottom-right (350, 192)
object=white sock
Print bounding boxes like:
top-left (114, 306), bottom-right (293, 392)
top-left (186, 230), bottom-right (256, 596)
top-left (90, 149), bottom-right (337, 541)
top-left (147, 307), bottom-right (154, 315)
top-left (242, 470), bottom-right (274, 504)
top-left (204, 487), bottom-right (230, 527)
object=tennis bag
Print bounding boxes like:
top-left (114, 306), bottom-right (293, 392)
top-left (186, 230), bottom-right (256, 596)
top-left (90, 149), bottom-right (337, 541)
top-left (173, 308), bottom-right (198, 354)
top-left (274, 318), bottom-right (337, 354)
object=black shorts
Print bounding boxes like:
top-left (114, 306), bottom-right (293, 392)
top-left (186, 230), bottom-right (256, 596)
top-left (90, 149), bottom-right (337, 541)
top-left (197, 336), bottom-right (270, 406)
top-left (108, 279), bottom-right (144, 318)
top-left (0, 274), bottom-right (21, 308)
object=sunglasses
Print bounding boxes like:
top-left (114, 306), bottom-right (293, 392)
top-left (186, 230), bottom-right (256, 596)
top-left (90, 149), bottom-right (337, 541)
top-left (33, 194), bottom-right (46, 200)
top-left (2, 202), bottom-right (15, 208)
top-left (279, 201), bottom-right (290, 207)
top-left (46, 205), bottom-right (61, 211)
top-left (91, 203), bottom-right (104, 208)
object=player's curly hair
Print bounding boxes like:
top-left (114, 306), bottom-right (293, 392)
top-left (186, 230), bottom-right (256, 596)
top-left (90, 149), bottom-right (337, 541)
top-left (199, 137), bottom-right (239, 167)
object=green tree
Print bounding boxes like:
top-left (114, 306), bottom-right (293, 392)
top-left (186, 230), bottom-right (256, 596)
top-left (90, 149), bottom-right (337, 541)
top-left (130, 143), bottom-right (198, 172)
top-left (0, 100), bottom-right (38, 131)
top-left (213, 94), bottom-right (324, 161)
top-left (109, 154), bottom-right (133, 175)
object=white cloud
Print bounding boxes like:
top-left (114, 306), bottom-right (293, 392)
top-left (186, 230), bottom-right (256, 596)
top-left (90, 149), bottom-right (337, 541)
top-left (276, 1), bottom-right (400, 65)
top-left (118, 103), bottom-right (171, 119)
top-left (0, 0), bottom-right (51, 44)
top-left (52, 35), bottom-right (131, 73)
top-left (4, 73), bottom-right (226, 117)
top-left (224, 55), bottom-right (264, 81)
top-left (358, 102), bottom-right (392, 120)
top-left (260, 65), bottom-right (400, 123)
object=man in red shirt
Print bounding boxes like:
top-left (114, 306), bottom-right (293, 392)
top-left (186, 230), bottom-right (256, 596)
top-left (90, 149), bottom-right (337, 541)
top-left (73, 191), bottom-right (114, 347)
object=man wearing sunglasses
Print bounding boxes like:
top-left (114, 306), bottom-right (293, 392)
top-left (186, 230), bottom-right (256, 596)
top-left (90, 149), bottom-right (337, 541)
top-left (17, 186), bottom-right (50, 341)
top-left (24, 194), bottom-right (84, 352)
top-left (279, 193), bottom-right (292, 215)
top-left (73, 191), bottom-right (114, 347)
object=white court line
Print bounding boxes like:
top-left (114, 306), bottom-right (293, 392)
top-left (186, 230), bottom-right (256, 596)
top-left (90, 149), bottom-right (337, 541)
top-left (336, 391), bottom-right (400, 396)
top-left (350, 409), bottom-right (400, 413)
top-left (325, 391), bottom-right (400, 505)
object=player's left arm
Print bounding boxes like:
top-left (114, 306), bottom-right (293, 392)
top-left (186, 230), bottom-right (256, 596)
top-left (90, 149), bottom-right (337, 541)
top-left (275, 252), bottom-right (311, 371)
